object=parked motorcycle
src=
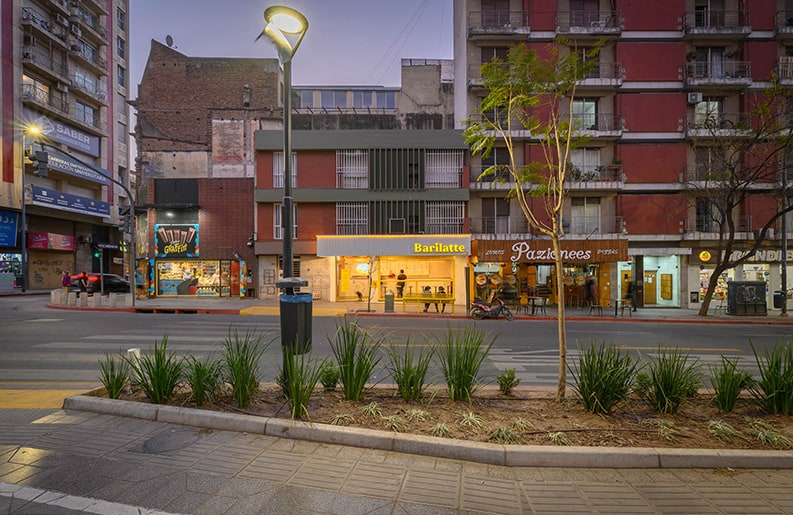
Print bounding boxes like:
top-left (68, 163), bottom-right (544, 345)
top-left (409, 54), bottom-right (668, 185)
top-left (470, 296), bottom-right (514, 321)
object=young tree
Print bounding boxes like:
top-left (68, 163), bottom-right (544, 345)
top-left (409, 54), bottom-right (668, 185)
top-left (464, 42), bottom-right (598, 400)
top-left (686, 84), bottom-right (793, 316)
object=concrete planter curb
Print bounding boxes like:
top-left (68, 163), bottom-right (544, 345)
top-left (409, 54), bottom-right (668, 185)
top-left (62, 393), bottom-right (793, 469)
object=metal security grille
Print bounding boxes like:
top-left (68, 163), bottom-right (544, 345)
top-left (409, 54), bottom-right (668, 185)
top-left (273, 204), bottom-right (297, 240)
top-left (426, 201), bottom-right (465, 234)
top-left (273, 152), bottom-right (297, 188)
top-left (426, 151), bottom-right (463, 188)
top-left (336, 150), bottom-right (368, 188)
top-left (336, 202), bottom-right (368, 235)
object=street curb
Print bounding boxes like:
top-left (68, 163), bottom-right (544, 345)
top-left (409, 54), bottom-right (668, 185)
top-left (62, 393), bottom-right (793, 470)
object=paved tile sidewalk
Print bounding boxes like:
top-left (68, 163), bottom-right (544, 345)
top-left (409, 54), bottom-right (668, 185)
top-left (1, 408), bottom-right (792, 514)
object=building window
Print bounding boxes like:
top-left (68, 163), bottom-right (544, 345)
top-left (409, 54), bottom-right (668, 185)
top-left (481, 0), bottom-right (510, 27)
top-left (425, 151), bottom-right (463, 188)
top-left (481, 147), bottom-right (512, 182)
top-left (117, 121), bottom-right (126, 142)
top-left (426, 201), bottom-right (464, 234)
top-left (273, 204), bottom-right (297, 240)
top-left (481, 198), bottom-right (510, 234)
top-left (694, 96), bottom-right (724, 127)
top-left (320, 90), bottom-right (347, 109)
top-left (569, 147), bottom-right (601, 180)
top-left (375, 91), bottom-right (396, 109)
top-left (572, 98), bottom-right (599, 130)
top-left (570, 197), bottom-right (601, 233)
top-left (116, 37), bottom-right (125, 59)
top-left (73, 67), bottom-right (99, 95)
top-left (693, 146), bottom-right (722, 180)
top-left (696, 198), bottom-right (721, 232)
top-left (695, 47), bottom-right (725, 78)
top-left (22, 74), bottom-right (49, 103)
top-left (75, 101), bottom-right (95, 127)
top-left (298, 90), bottom-right (313, 108)
top-left (116, 7), bottom-right (126, 30)
top-left (273, 152), bottom-right (297, 188)
top-left (352, 91), bottom-right (373, 109)
top-left (117, 65), bottom-right (126, 87)
top-left (336, 202), bottom-right (368, 235)
top-left (336, 150), bottom-right (368, 188)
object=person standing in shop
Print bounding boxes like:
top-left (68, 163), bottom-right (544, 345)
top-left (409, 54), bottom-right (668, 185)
top-left (396, 270), bottom-right (407, 298)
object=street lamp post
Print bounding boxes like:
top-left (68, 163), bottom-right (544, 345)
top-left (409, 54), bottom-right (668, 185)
top-left (19, 125), bottom-right (40, 292)
top-left (259, 5), bottom-right (312, 362)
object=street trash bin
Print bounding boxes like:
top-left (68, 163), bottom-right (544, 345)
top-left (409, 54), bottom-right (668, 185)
top-left (773, 290), bottom-right (785, 309)
top-left (384, 291), bottom-right (394, 313)
top-left (280, 292), bottom-right (312, 354)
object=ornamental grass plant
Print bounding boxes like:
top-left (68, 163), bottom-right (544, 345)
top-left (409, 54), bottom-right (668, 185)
top-left (280, 350), bottom-right (326, 419)
top-left (329, 317), bottom-right (381, 401)
top-left (98, 352), bottom-right (130, 399)
top-left (708, 355), bottom-right (753, 413)
top-left (750, 339), bottom-right (793, 415)
top-left (436, 325), bottom-right (493, 401)
top-left (124, 335), bottom-right (183, 405)
top-left (185, 355), bottom-right (223, 407)
top-left (569, 341), bottom-right (639, 414)
top-left (385, 337), bottom-right (434, 401)
top-left (223, 328), bottom-right (269, 408)
top-left (635, 346), bottom-right (701, 414)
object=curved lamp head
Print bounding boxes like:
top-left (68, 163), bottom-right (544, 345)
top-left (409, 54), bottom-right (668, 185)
top-left (259, 5), bottom-right (308, 64)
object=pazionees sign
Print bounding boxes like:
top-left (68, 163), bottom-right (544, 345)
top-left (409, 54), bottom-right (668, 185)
top-left (475, 239), bottom-right (628, 263)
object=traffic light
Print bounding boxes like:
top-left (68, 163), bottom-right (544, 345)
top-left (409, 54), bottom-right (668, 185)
top-left (92, 245), bottom-right (101, 259)
top-left (29, 150), bottom-right (49, 177)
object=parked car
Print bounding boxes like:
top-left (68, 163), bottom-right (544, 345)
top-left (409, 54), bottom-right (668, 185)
top-left (68, 273), bottom-right (130, 294)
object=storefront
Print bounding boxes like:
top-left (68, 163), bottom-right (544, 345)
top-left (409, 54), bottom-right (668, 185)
top-left (316, 235), bottom-right (470, 303)
top-left (472, 239), bottom-right (629, 306)
top-left (150, 222), bottom-right (245, 297)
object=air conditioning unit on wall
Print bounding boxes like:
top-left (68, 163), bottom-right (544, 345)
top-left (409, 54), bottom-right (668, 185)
top-left (687, 92), bottom-right (703, 104)
top-left (55, 13), bottom-right (68, 26)
top-left (70, 24), bottom-right (81, 37)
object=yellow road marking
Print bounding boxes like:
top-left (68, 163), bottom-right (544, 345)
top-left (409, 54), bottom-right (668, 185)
top-left (0, 390), bottom-right (87, 409)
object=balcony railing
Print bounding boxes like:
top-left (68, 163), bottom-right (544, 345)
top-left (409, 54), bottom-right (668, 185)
top-left (570, 113), bottom-right (624, 134)
top-left (21, 7), bottom-right (68, 46)
top-left (685, 112), bottom-right (753, 136)
top-left (685, 61), bottom-right (751, 87)
top-left (22, 46), bottom-right (69, 78)
top-left (683, 10), bottom-right (750, 36)
top-left (22, 83), bottom-right (106, 134)
top-left (775, 11), bottom-right (793, 37)
top-left (579, 62), bottom-right (625, 86)
top-left (469, 165), bottom-right (513, 185)
top-left (566, 164), bottom-right (625, 183)
top-left (469, 216), bottom-right (530, 235)
top-left (556, 10), bottom-right (622, 34)
top-left (778, 57), bottom-right (793, 81)
top-left (468, 10), bottom-right (530, 36)
top-left (70, 73), bottom-right (107, 103)
top-left (566, 215), bottom-right (623, 235)
top-left (688, 215), bottom-right (752, 234)
top-left (69, 45), bottom-right (107, 74)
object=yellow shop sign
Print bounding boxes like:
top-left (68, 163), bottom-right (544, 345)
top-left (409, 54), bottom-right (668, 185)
top-left (414, 242), bottom-right (467, 253)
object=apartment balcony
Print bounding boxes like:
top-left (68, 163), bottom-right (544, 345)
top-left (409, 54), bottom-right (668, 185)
top-left (685, 215), bottom-right (753, 239)
top-left (79, 0), bottom-right (109, 15)
top-left (22, 7), bottom-right (69, 47)
top-left (467, 10), bottom-right (530, 39)
top-left (69, 74), bottom-right (108, 105)
top-left (21, 46), bottom-right (69, 83)
top-left (684, 61), bottom-right (751, 89)
top-left (22, 83), bottom-right (69, 116)
top-left (469, 166), bottom-right (513, 190)
top-left (556, 10), bottom-right (622, 38)
top-left (68, 44), bottom-right (107, 75)
top-left (578, 62), bottom-right (625, 88)
top-left (775, 11), bottom-right (793, 40)
top-left (469, 217), bottom-right (532, 237)
top-left (778, 57), bottom-right (793, 84)
top-left (566, 164), bottom-right (625, 190)
top-left (683, 10), bottom-right (750, 39)
top-left (565, 215), bottom-right (624, 236)
top-left (684, 112), bottom-right (752, 138)
top-left (70, 13), bottom-right (107, 43)
top-left (465, 114), bottom-right (533, 138)
top-left (570, 113), bottom-right (624, 139)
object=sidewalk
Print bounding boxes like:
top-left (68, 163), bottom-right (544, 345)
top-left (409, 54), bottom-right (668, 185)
top-left (42, 290), bottom-right (793, 325)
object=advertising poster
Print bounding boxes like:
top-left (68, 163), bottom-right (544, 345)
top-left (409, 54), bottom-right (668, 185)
top-left (154, 224), bottom-right (199, 258)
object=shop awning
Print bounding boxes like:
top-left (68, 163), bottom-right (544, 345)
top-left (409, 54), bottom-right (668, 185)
top-left (317, 235), bottom-right (470, 257)
top-left (473, 239), bottom-right (628, 263)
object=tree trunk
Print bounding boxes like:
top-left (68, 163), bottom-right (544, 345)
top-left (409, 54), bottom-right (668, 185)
top-left (697, 267), bottom-right (726, 316)
top-left (552, 234), bottom-right (567, 401)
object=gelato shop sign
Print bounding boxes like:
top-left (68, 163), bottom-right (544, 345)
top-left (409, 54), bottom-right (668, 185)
top-left (414, 242), bottom-right (466, 254)
top-left (475, 239), bottom-right (628, 263)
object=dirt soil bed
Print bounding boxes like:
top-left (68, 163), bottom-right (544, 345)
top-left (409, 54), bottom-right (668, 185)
top-left (119, 385), bottom-right (793, 450)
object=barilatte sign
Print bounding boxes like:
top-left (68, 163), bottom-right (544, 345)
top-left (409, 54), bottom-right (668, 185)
top-left (474, 239), bottom-right (628, 263)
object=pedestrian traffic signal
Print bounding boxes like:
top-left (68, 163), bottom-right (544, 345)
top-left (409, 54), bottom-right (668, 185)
top-left (92, 245), bottom-right (101, 259)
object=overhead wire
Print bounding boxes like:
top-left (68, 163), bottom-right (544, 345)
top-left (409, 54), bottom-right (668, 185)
top-left (364, 0), bottom-right (431, 85)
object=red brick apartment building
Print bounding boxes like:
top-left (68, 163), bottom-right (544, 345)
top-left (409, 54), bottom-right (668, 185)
top-left (455, 0), bottom-right (793, 310)
top-left (1, 0), bottom-right (131, 291)
top-left (133, 41), bottom-right (279, 297)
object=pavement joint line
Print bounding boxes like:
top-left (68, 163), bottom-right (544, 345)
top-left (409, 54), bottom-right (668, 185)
top-left (62, 393), bottom-right (793, 471)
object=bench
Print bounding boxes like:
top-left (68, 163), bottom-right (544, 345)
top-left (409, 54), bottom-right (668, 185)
top-left (402, 294), bottom-right (455, 313)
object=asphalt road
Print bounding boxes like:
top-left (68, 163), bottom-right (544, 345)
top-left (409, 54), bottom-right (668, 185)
top-left (1, 296), bottom-right (792, 399)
